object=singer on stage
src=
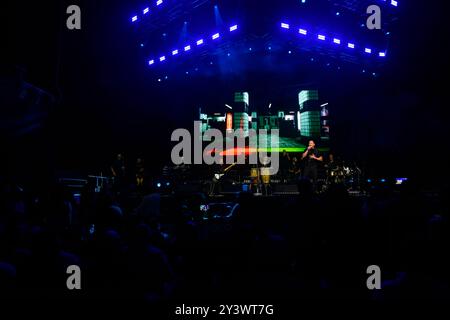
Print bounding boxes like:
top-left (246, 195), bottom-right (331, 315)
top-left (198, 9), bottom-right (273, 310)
top-left (301, 140), bottom-right (323, 191)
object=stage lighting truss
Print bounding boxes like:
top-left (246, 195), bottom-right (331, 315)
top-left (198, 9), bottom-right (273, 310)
top-left (280, 22), bottom-right (388, 59)
top-left (132, 0), bottom-right (398, 23)
top-left (388, 0), bottom-right (398, 7)
top-left (148, 24), bottom-right (238, 67)
top-left (134, 1), bottom-right (396, 69)
top-left (130, 0), bottom-right (211, 23)
top-left (375, 0), bottom-right (399, 7)
top-left (130, 0), bottom-right (164, 22)
top-left (329, 0), bottom-right (398, 13)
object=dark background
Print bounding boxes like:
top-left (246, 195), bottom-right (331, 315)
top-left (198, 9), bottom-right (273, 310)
top-left (1, 0), bottom-right (449, 186)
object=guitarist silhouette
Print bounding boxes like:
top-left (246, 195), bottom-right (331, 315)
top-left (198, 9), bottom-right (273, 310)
top-left (209, 160), bottom-right (237, 196)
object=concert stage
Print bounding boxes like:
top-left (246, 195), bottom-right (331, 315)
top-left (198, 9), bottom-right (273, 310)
top-left (4, 0), bottom-right (449, 306)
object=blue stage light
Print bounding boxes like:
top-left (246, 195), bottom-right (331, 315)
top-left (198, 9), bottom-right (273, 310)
top-left (157, 182), bottom-right (162, 187)
top-left (391, 0), bottom-right (398, 6)
top-left (131, 16), bottom-right (138, 22)
top-left (143, 7), bottom-right (149, 14)
top-left (367, 179), bottom-right (372, 183)
top-left (381, 178), bottom-right (386, 183)
top-left (142, 20), bottom-right (388, 68)
top-left (156, 0), bottom-right (163, 6)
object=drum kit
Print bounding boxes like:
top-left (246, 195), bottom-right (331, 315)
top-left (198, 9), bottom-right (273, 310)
top-left (328, 163), bottom-right (362, 189)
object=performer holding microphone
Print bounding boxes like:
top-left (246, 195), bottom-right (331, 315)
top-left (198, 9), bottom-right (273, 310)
top-left (301, 140), bottom-right (323, 192)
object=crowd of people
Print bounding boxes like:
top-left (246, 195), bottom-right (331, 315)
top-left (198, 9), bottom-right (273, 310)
top-left (1, 167), bottom-right (449, 302)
